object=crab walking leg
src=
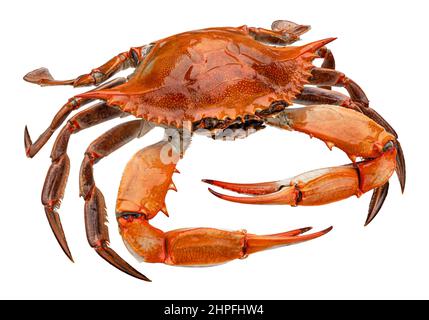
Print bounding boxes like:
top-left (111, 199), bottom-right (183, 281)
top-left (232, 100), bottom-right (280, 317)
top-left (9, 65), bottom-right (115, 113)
top-left (309, 67), bottom-right (406, 191)
top-left (317, 47), bottom-right (335, 70)
top-left (315, 47), bottom-right (336, 90)
top-left (294, 87), bottom-right (362, 112)
top-left (23, 45), bottom-right (151, 87)
top-left (309, 67), bottom-right (370, 107)
top-left (42, 103), bottom-right (126, 261)
top-left (24, 77), bottom-right (127, 158)
top-left (309, 67), bottom-right (397, 136)
top-left (206, 105), bottom-right (398, 225)
top-left (115, 141), bottom-right (332, 269)
top-left (79, 120), bottom-right (153, 281)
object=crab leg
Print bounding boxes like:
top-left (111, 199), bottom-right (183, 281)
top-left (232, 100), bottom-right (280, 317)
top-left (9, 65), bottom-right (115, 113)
top-left (115, 140), bottom-right (332, 272)
top-left (309, 67), bottom-right (397, 136)
top-left (24, 77), bottom-right (127, 158)
top-left (247, 20), bottom-right (311, 45)
top-left (207, 151), bottom-right (395, 226)
top-left (118, 216), bottom-right (332, 267)
top-left (294, 87), bottom-right (362, 112)
top-left (308, 67), bottom-right (406, 191)
top-left (317, 47), bottom-right (335, 70)
top-left (42, 103), bottom-right (126, 261)
top-left (205, 105), bottom-right (398, 225)
top-left (315, 47), bottom-right (336, 90)
top-left (79, 120), bottom-right (153, 281)
top-left (310, 67), bottom-right (370, 107)
top-left (23, 45), bottom-right (151, 87)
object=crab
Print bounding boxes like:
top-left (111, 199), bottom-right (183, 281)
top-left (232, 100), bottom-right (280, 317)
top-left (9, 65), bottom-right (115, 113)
top-left (24, 20), bottom-right (405, 281)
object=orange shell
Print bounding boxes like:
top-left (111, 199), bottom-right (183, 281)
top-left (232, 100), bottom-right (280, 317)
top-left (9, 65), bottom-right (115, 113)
top-left (78, 27), bottom-right (334, 127)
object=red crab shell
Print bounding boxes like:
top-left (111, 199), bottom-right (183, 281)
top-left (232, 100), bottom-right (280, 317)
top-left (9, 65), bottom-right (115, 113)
top-left (78, 26), bottom-right (335, 127)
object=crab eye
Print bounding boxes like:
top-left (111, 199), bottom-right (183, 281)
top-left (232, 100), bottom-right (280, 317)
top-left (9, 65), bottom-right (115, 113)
top-left (383, 141), bottom-right (395, 152)
top-left (118, 213), bottom-right (143, 220)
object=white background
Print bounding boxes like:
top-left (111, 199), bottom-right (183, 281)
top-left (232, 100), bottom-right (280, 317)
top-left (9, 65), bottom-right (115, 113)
top-left (1, 0), bottom-right (428, 299)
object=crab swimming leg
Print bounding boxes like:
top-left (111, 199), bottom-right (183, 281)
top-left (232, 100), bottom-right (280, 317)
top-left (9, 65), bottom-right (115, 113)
top-left (80, 119), bottom-right (153, 281)
top-left (42, 103), bottom-right (127, 260)
top-left (245, 20), bottom-right (311, 45)
top-left (23, 45), bottom-right (152, 87)
top-left (204, 105), bottom-right (398, 226)
top-left (115, 138), bottom-right (331, 277)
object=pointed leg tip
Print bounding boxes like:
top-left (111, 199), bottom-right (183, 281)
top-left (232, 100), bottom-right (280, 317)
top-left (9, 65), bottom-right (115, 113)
top-left (395, 140), bottom-right (406, 194)
top-left (201, 179), bottom-right (214, 184)
top-left (24, 125), bottom-right (29, 140)
top-left (140, 275), bottom-right (152, 282)
top-left (130, 271), bottom-right (152, 282)
top-left (52, 227), bottom-right (74, 262)
top-left (24, 126), bottom-right (33, 157)
top-left (44, 207), bottom-right (74, 262)
top-left (364, 217), bottom-right (374, 227)
top-left (399, 174), bottom-right (406, 194)
top-left (365, 182), bottom-right (389, 227)
top-left (57, 238), bottom-right (74, 262)
top-left (95, 244), bottom-right (151, 282)
top-left (65, 250), bottom-right (75, 263)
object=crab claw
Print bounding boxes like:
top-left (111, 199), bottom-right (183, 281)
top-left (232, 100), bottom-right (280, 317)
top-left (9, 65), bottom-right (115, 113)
top-left (203, 178), bottom-right (300, 206)
top-left (359, 107), bottom-right (406, 193)
top-left (204, 147), bottom-right (397, 225)
top-left (208, 185), bottom-right (298, 205)
top-left (245, 226), bottom-right (333, 255)
top-left (204, 166), bottom-right (362, 207)
top-left (202, 179), bottom-right (282, 196)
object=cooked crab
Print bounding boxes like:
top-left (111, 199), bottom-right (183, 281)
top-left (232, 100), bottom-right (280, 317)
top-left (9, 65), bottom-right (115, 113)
top-left (23, 20), bottom-right (405, 281)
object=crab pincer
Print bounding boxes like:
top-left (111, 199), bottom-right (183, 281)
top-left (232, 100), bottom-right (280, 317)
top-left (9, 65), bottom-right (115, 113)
top-left (204, 105), bottom-right (399, 226)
